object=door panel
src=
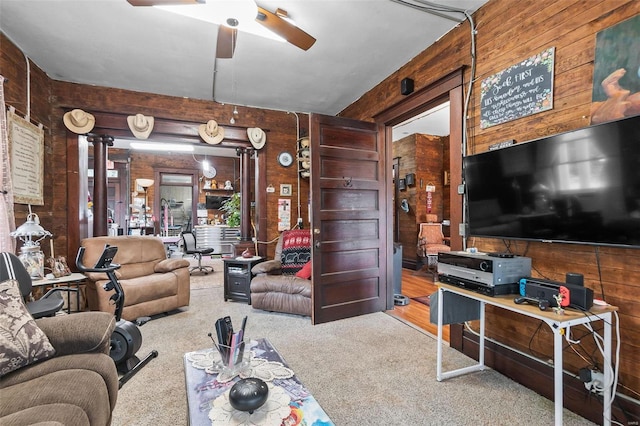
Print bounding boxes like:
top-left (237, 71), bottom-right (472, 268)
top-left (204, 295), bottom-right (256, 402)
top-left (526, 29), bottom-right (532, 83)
top-left (311, 114), bottom-right (390, 324)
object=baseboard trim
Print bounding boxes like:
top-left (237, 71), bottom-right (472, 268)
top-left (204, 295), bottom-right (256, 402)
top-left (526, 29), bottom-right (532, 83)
top-left (459, 329), bottom-right (638, 425)
top-left (402, 258), bottom-right (417, 270)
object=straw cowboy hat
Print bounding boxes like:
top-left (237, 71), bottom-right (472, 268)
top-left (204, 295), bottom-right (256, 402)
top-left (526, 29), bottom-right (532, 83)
top-left (63, 109), bottom-right (95, 134)
top-left (127, 114), bottom-right (154, 139)
top-left (247, 127), bottom-right (266, 150)
top-left (198, 120), bottom-right (225, 145)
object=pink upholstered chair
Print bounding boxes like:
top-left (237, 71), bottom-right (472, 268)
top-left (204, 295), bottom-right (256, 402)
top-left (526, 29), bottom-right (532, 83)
top-left (417, 214), bottom-right (450, 278)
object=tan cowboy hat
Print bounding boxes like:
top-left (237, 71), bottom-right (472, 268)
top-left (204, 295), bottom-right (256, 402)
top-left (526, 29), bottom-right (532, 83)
top-left (127, 113), bottom-right (154, 139)
top-left (198, 120), bottom-right (225, 145)
top-left (63, 109), bottom-right (95, 134)
top-left (247, 127), bottom-right (266, 150)
top-left (301, 160), bottom-right (310, 170)
top-left (298, 137), bottom-right (310, 148)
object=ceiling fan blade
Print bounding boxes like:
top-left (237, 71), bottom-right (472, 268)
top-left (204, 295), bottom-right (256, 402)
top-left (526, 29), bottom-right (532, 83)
top-left (255, 6), bottom-right (316, 51)
top-left (126, 0), bottom-right (203, 6)
top-left (216, 26), bottom-right (237, 59)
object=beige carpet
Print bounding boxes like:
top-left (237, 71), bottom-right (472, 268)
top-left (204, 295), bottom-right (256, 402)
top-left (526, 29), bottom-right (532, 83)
top-left (184, 256), bottom-right (224, 289)
top-left (111, 267), bottom-right (595, 426)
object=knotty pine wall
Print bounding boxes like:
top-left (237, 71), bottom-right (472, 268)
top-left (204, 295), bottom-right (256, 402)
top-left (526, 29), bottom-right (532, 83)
top-left (342, 0), bottom-right (640, 412)
top-left (1, 33), bottom-right (309, 262)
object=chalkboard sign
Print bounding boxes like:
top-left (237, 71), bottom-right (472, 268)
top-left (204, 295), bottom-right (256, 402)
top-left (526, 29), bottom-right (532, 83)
top-left (480, 47), bottom-right (555, 129)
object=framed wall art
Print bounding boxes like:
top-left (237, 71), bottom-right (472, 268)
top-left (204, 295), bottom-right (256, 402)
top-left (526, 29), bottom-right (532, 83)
top-left (280, 184), bottom-right (292, 196)
top-left (7, 108), bottom-right (44, 205)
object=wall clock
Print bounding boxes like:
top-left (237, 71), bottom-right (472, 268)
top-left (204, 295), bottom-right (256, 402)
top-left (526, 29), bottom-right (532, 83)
top-left (203, 167), bottom-right (217, 178)
top-left (277, 151), bottom-right (294, 167)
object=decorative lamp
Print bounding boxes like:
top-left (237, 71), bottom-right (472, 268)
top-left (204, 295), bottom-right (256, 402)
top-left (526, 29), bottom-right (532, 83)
top-left (136, 179), bottom-right (155, 229)
top-left (10, 211), bottom-right (52, 280)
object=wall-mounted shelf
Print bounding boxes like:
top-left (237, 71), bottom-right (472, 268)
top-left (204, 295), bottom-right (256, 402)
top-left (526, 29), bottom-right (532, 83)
top-left (203, 188), bottom-right (233, 193)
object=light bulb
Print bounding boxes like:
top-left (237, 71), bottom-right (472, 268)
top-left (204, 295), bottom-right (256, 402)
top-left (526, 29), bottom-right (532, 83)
top-left (230, 117), bottom-right (236, 124)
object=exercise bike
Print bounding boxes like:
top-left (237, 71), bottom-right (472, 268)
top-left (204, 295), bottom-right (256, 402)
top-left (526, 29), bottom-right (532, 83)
top-left (76, 245), bottom-right (158, 388)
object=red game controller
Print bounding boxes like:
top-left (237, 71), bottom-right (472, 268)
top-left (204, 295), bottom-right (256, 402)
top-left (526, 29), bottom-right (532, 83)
top-left (558, 285), bottom-right (570, 307)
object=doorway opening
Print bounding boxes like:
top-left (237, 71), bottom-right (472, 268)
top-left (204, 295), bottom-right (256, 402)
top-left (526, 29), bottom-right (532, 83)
top-left (374, 68), bottom-right (465, 340)
top-left (392, 101), bottom-right (451, 271)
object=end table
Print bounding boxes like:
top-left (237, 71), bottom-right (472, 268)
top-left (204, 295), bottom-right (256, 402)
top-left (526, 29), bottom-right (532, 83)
top-left (223, 257), bottom-right (265, 304)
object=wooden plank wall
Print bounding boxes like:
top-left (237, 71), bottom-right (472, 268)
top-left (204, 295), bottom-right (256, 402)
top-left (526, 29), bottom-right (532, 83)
top-left (342, 0), bottom-right (640, 411)
top-left (1, 32), bottom-right (309, 261)
top-left (1, 34), bottom-right (56, 244)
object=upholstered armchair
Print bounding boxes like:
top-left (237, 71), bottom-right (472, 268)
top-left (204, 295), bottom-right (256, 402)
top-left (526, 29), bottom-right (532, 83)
top-left (81, 235), bottom-right (191, 321)
top-left (250, 229), bottom-right (312, 316)
top-left (0, 283), bottom-right (118, 426)
top-left (417, 214), bottom-right (451, 277)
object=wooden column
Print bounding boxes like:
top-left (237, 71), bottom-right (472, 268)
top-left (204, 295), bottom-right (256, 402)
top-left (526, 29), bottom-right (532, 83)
top-left (87, 134), bottom-right (113, 237)
top-left (234, 147), bottom-right (255, 255)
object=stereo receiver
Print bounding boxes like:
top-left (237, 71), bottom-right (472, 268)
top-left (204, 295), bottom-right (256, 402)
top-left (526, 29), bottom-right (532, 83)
top-left (437, 251), bottom-right (531, 296)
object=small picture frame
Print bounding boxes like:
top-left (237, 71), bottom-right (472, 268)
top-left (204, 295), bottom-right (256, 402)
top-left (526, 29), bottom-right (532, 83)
top-left (133, 197), bottom-right (145, 209)
top-left (280, 184), bottom-right (292, 196)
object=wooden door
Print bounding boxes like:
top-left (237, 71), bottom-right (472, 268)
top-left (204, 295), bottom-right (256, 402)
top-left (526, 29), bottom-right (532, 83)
top-left (310, 114), bottom-right (391, 324)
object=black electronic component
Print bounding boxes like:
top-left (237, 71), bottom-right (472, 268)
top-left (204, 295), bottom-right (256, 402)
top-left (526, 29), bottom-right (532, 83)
top-left (401, 77), bottom-right (414, 95)
top-left (520, 277), bottom-right (593, 310)
top-left (464, 115), bottom-right (640, 248)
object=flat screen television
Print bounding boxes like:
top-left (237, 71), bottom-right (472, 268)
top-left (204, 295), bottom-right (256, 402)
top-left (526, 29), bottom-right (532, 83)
top-left (205, 195), bottom-right (229, 210)
top-left (464, 115), bottom-right (640, 248)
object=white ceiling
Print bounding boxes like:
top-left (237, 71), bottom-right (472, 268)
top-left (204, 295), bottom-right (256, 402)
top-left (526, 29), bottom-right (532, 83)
top-left (0, 0), bottom-right (487, 119)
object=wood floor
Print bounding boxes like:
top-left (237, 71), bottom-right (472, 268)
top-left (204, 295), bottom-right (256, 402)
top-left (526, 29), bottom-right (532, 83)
top-left (385, 267), bottom-right (450, 342)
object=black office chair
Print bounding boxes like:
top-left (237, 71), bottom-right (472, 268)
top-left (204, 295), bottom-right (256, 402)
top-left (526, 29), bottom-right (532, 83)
top-left (181, 232), bottom-right (214, 275)
top-left (0, 252), bottom-right (77, 318)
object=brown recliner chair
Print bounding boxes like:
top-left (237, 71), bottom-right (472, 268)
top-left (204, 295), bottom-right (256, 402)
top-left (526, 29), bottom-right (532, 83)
top-left (0, 311), bottom-right (119, 425)
top-left (81, 235), bottom-right (190, 321)
top-left (250, 229), bottom-right (312, 316)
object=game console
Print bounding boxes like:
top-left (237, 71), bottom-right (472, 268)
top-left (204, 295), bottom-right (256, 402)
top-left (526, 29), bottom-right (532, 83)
top-left (519, 277), bottom-right (593, 310)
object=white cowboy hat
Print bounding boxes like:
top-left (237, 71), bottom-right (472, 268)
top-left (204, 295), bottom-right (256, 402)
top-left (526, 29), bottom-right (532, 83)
top-left (63, 109), bottom-right (95, 134)
top-left (247, 127), bottom-right (266, 150)
top-left (298, 148), bottom-right (310, 159)
top-left (127, 113), bottom-right (154, 139)
top-left (198, 120), bottom-right (225, 145)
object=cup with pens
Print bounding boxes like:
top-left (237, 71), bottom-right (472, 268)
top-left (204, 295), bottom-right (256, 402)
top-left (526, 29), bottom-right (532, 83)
top-left (210, 315), bottom-right (251, 380)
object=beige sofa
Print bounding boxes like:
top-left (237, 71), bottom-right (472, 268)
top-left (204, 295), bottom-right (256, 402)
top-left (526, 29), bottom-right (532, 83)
top-left (0, 312), bottom-right (119, 426)
top-left (81, 236), bottom-right (190, 321)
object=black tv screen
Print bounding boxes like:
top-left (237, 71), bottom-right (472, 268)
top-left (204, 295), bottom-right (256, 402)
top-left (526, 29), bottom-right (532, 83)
top-left (464, 115), bottom-right (640, 248)
top-left (205, 195), bottom-right (229, 210)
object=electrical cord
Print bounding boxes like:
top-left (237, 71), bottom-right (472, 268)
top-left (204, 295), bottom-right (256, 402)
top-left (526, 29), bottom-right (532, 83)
top-left (390, 0), bottom-right (477, 251)
top-left (594, 246), bottom-right (606, 300)
top-left (464, 308), bottom-right (625, 418)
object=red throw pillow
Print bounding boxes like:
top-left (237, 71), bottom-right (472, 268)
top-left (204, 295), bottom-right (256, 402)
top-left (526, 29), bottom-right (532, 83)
top-left (295, 261), bottom-right (312, 279)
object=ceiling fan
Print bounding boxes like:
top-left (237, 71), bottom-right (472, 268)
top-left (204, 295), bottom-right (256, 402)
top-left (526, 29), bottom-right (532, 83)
top-left (126, 0), bottom-right (316, 58)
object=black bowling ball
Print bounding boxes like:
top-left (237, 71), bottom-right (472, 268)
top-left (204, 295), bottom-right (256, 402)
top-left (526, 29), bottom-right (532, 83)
top-left (229, 378), bottom-right (269, 413)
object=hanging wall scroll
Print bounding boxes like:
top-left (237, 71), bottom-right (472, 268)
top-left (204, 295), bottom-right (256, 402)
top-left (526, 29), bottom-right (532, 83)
top-left (480, 47), bottom-right (555, 129)
top-left (7, 109), bottom-right (44, 205)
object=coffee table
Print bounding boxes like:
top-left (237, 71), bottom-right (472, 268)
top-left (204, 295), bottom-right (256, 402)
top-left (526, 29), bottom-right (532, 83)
top-left (184, 338), bottom-right (333, 425)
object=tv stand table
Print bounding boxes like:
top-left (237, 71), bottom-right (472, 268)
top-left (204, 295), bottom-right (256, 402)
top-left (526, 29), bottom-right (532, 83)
top-left (435, 283), bottom-right (617, 426)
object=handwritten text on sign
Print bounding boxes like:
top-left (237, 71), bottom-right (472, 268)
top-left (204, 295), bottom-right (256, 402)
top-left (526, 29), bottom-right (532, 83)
top-left (8, 110), bottom-right (44, 205)
top-left (480, 47), bottom-right (555, 129)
